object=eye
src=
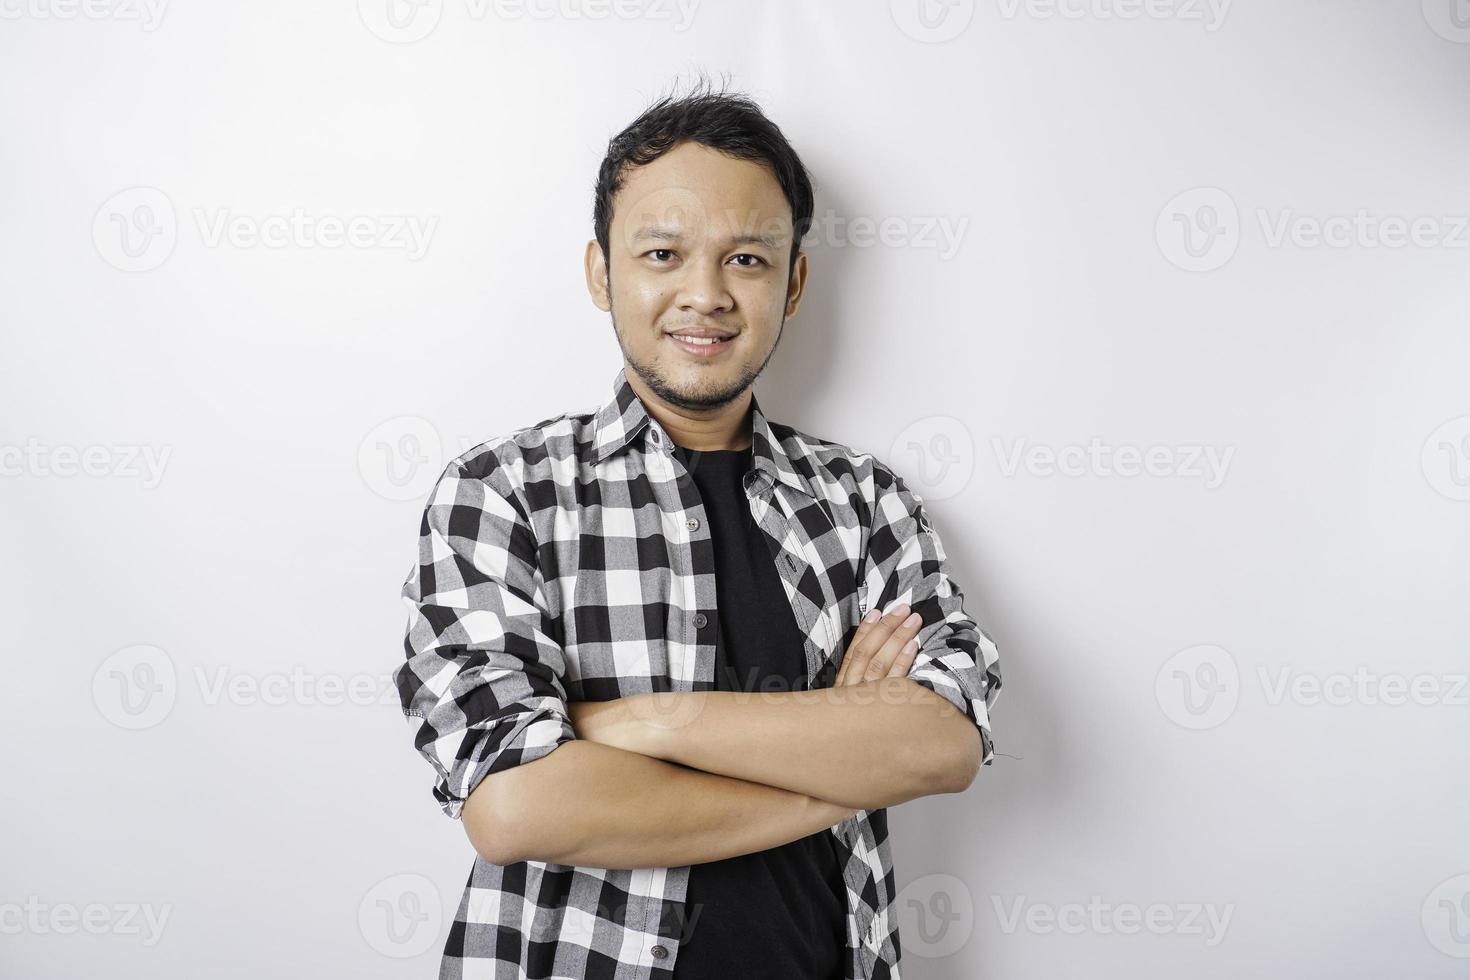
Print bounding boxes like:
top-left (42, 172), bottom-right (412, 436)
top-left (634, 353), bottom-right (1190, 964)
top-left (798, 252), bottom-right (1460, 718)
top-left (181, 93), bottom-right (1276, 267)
top-left (730, 254), bottom-right (767, 268)
top-left (646, 249), bottom-right (676, 263)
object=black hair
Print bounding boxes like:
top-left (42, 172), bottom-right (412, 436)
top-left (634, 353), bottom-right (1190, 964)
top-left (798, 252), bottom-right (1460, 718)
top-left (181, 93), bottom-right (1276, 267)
top-left (593, 73), bottom-right (815, 284)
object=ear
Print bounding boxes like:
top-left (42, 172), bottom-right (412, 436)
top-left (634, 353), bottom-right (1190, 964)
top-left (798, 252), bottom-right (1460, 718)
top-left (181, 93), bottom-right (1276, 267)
top-left (784, 249), bottom-right (808, 319)
top-left (584, 240), bottom-right (611, 312)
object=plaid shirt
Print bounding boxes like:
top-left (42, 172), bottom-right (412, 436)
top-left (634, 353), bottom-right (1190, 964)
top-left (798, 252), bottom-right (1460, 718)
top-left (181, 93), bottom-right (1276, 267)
top-left (395, 365), bottom-right (1002, 979)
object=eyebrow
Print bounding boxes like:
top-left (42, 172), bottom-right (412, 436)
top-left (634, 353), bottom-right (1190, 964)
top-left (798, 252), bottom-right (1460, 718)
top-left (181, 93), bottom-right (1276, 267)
top-left (630, 226), bottom-right (785, 249)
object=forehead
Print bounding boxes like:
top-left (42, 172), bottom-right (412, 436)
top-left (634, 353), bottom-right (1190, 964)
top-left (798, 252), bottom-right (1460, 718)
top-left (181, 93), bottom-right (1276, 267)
top-left (612, 141), bottom-right (792, 241)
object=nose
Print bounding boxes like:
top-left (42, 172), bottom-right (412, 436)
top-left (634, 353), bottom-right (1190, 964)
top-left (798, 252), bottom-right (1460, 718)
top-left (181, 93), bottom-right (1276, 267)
top-left (674, 254), bottom-right (733, 317)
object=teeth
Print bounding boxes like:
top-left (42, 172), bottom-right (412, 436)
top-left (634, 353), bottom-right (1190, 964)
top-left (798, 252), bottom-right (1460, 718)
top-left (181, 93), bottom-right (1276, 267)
top-left (676, 335), bottom-right (725, 345)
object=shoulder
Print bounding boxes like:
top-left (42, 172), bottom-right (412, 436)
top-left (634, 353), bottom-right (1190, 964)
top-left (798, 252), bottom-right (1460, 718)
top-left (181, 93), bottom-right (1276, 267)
top-left (766, 419), bottom-right (907, 513)
top-left (439, 405), bottom-right (598, 504)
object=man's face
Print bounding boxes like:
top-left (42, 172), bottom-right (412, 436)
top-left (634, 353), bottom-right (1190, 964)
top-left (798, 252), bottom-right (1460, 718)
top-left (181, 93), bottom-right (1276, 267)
top-left (585, 140), bottom-right (807, 412)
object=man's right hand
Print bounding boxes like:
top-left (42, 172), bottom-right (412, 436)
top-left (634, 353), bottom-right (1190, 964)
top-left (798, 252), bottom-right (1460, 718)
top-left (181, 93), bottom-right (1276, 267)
top-left (833, 601), bottom-right (925, 687)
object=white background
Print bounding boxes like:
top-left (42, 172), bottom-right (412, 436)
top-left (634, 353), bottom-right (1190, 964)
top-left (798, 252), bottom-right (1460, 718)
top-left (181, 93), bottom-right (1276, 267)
top-left (3, 1), bottom-right (1469, 977)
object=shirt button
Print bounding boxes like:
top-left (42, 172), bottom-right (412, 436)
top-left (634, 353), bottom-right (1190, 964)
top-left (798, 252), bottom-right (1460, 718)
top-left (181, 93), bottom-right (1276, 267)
top-left (694, 613), bottom-right (707, 628)
top-left (651, 945), bottom-right (668, 959)
top-left (686, 518), bottom-right (700, 531)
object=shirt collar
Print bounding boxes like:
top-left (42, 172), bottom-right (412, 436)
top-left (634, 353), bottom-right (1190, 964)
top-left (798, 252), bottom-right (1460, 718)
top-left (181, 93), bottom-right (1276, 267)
top-left (590, 364), bottom-right (813, 499)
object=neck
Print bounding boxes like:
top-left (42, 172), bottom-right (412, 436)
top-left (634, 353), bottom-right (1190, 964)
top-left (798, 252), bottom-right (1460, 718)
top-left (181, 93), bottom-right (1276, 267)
top-left (625, 369), bottom-right (754, 452)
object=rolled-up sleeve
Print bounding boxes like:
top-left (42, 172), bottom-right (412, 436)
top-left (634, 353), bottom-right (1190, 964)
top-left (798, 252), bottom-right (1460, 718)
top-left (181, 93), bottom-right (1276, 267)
top-left (860, 460), bottom-right (1002, 765)
top-left (394, 451), bottom-right (575, 821)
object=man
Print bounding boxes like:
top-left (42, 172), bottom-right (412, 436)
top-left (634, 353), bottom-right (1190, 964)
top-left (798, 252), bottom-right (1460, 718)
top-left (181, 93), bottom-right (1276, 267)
top-left (395, 80), bottom-right (1002, 980)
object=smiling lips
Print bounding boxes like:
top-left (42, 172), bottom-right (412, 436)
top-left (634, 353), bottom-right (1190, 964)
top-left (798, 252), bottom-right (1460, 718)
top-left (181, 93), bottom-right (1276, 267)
top-left (667, 330), bottom-right (736, 357)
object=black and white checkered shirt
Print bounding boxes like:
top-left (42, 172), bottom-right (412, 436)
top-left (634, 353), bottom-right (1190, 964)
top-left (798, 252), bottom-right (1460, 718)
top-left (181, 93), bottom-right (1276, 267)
top-left (396, 365), bottom-right (1002, 979)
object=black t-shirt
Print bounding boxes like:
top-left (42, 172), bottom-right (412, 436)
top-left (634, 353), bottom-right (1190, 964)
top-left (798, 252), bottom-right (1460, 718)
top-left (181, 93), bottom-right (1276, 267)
top-left (665, 442), bottom-right (848, 980)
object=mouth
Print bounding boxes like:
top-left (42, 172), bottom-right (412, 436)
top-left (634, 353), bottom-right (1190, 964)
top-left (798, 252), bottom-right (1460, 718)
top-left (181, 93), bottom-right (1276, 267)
top-left (666, 331), bottom-right (737, 358)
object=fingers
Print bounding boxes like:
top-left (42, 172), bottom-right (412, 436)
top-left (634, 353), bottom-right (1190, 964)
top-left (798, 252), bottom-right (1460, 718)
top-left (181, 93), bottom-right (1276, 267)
top-left (835, 607), bottom-right (888, 687)
top-left (885, 636), bottom-right (921, 679)
top-left (837, 602), bottom-right (925, 687)
top-left (863, 609), bottom-right (923, 682)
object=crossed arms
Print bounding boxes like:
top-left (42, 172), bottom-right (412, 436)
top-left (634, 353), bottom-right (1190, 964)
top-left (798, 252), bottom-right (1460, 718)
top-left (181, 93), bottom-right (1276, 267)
top-left (395, 453), bottom-right (1001, 871)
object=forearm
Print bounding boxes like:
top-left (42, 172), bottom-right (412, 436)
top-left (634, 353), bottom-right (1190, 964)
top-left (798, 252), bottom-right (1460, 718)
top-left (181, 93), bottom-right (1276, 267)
top-left (597, 677), bottom-right (981, 811)
top-left (474, 739), bottom-right (856, 870)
